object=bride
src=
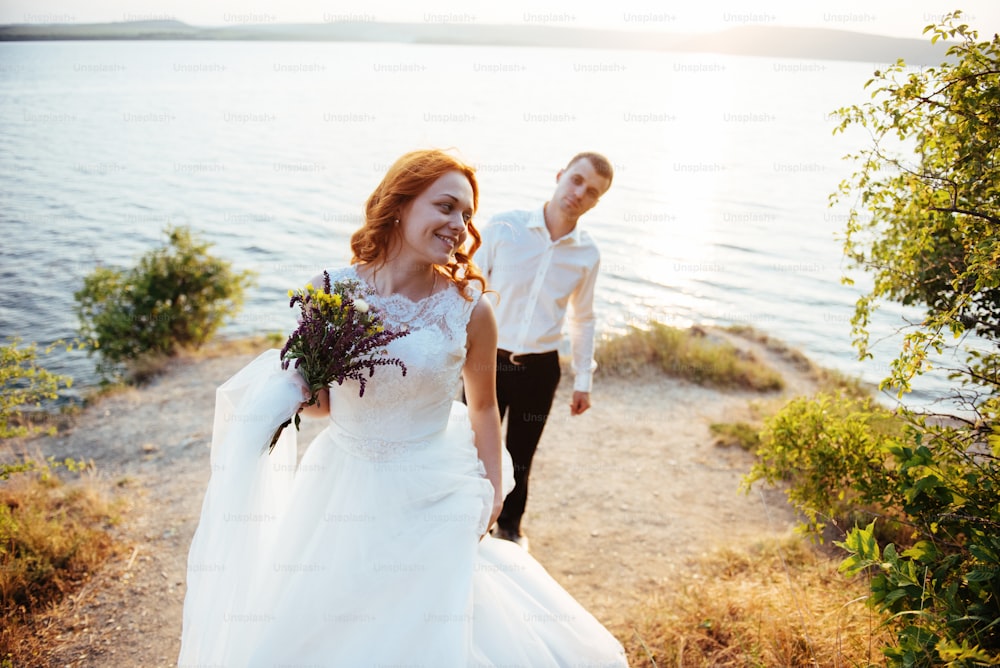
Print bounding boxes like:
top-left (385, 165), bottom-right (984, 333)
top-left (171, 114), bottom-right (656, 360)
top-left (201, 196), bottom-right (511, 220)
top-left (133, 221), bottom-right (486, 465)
top-left (178, 149), bottom-right (629, 666)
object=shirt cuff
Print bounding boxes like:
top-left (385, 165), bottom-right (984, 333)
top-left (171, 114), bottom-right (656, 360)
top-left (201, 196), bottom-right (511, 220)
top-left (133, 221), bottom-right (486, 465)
top-left (573, 371), bottom-right (593, 394)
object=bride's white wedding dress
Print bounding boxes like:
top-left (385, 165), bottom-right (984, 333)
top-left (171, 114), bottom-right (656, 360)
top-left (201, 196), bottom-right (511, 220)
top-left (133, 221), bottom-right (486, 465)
top-left (179, 265), bottom-right (629, 667)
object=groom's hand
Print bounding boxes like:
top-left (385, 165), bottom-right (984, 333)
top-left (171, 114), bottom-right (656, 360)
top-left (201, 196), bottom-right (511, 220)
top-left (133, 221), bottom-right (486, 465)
top-left (570, 391), bottom-right (591, 416)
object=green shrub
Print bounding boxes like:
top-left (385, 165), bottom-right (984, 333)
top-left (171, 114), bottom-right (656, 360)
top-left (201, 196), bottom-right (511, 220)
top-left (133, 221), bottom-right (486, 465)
top-left (74, 226), bottom-right (254, 369)
top-left (824, 13), bottom-right (1000, 663)
top-left (742, 391), bottom-right (906, 538)
top-left (838, 421), bottom-right (1000, 665)
top-left (746, 390), bottom-right (1000, 664)
top-left (0, 339), bottom-right (72, 439)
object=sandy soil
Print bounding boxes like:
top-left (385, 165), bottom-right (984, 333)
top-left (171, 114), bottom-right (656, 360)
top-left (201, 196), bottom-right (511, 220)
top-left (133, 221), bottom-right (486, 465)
top-left (12, 331), bottom-right (816, 667)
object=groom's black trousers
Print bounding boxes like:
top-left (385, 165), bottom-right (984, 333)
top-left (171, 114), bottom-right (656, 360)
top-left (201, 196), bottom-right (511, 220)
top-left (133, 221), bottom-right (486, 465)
top-left (494, 349), bottom-right (561, 534)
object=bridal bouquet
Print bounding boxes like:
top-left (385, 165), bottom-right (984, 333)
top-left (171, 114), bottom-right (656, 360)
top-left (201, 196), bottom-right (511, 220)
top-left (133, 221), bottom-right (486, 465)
top-left (268, 271), bottom-right (409, 452)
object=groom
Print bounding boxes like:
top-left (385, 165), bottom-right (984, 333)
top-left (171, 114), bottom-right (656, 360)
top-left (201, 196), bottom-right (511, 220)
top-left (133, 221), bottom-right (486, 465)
top-left (476, 151), bottom-right (614, 550)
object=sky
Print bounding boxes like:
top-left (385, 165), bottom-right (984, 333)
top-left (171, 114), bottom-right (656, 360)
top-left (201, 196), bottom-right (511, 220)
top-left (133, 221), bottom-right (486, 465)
top-left (3, 0), bottom-right (998, 40)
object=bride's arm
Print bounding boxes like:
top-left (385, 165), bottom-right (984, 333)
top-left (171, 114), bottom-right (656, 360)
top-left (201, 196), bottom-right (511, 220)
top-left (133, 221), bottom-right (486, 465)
top-left (462, 297), bottom-right (504, 535)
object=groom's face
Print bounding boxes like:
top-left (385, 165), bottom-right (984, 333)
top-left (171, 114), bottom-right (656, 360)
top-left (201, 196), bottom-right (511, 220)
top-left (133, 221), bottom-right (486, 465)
top-left (551, 158), bottom-right (610, 220)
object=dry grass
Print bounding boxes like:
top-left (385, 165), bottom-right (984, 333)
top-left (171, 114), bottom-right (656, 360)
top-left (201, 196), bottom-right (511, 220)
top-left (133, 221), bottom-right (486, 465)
top-left (726, 324), bottom-right (819, 374)
top-left (0, 458), bottom-right (123, 666)
top-left (705, 326), bottom-right (877, 453)
top-left (1, 406), bottom-right (81, 444)
top-left (725, 325), bottom-right (874, 399)
top-left (617, 536), bottom-right (891, 667)
top-left (183, 332), bottom-right (284, 359)
top-left (709, 421), bottom-right (762, 451)
top-left (597, 323), bottom-right (785, 392)
top-left (90, 334), bottom-right (282, 388)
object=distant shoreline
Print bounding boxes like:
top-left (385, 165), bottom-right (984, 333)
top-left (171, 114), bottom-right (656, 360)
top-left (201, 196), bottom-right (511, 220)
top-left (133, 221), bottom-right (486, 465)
top-left (0, 20), bottom-right (951, 65)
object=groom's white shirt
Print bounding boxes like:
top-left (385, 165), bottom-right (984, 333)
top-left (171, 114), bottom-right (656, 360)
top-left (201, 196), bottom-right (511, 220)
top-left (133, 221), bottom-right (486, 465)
top-left (477, 206), bottom-right (599, 393)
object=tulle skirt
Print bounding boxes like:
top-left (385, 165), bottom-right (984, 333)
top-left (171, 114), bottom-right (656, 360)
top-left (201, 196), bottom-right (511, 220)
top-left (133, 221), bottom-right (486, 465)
top-left (179, 350), bottom-right (628, 667)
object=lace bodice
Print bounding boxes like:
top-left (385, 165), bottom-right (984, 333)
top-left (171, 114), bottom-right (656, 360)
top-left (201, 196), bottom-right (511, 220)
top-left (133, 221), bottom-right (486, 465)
top-left (323, 266), bottom-right (479, 453)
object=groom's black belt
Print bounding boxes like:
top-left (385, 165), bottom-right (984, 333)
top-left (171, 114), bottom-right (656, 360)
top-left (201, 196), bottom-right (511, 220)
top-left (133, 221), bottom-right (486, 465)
top-left (497, 349), bottom-right (558, 366)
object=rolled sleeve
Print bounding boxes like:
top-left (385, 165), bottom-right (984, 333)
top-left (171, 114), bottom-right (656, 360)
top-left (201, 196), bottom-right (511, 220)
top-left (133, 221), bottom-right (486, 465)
top-left (568, 260), bottom-right (599, 393)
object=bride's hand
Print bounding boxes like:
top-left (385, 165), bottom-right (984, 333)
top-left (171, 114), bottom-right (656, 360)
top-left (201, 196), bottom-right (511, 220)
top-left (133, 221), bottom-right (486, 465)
top-left (298, 387), bottom-right (330, 418)
top-left (482, 491), bottom-right (504, 541)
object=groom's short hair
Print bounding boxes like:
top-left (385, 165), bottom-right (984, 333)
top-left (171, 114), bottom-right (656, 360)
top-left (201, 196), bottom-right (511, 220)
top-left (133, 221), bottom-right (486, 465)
top-left (565, 152), bottom-right (614, 188)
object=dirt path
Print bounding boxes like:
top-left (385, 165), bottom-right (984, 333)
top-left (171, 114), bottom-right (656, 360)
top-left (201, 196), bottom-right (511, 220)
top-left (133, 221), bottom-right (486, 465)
top-left (16, 332), bottom-right (815, 666)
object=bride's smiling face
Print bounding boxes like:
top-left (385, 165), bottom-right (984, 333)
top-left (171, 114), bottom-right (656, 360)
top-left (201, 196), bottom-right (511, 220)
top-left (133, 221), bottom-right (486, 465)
top-left (397, 170), bottom-right (475, 266)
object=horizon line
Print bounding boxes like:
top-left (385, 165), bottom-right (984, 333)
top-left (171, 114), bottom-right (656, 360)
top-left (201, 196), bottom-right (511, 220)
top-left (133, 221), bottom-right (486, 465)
top-left (0, 17), bottom-right (948, 42)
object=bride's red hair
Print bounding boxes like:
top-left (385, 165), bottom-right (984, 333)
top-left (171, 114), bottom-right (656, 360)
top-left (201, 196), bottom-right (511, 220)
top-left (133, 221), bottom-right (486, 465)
top-left (350, 149), bottom-right (486, 299)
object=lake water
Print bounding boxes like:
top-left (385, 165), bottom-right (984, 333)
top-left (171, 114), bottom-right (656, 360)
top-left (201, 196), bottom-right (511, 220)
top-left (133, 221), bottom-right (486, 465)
top-left (0, 39), bottom-right (956, 407)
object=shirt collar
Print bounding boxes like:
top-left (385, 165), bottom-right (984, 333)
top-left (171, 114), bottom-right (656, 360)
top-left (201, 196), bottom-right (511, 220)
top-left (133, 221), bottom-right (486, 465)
top-left (529, 205), bottom-right (581, 244)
